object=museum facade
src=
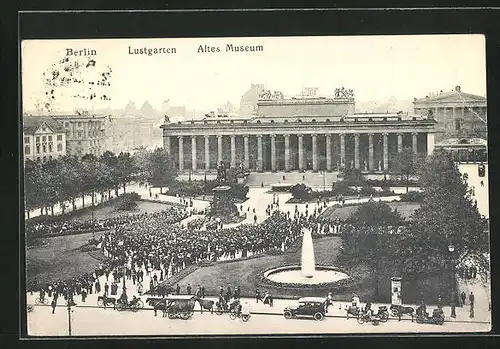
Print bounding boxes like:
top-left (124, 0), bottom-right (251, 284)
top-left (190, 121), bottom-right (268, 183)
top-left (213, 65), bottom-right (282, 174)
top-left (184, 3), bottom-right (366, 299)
top-left (161, 89), bottom-right (437, 173)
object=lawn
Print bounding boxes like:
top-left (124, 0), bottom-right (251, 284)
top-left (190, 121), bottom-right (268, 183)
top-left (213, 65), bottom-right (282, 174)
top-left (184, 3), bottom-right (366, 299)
top-left (65, 200), bottom-right (176, 222)
top-left (319, 202), bottom-right (421, 221)
top-left (26, 231), bottom-right (108, 287)
top-left (172, 236), bottom-right (345, 298)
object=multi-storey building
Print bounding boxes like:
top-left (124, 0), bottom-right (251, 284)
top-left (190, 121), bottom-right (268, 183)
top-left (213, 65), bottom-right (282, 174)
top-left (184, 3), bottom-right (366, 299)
top-left (161, 88), bottom-right (437, 173)
top-left (413, 86), bottom-right (487, 141)
top-left (51, 111), bottom-right (108, 157)
top-left (413, 86), bottom-right (488, 162)
top-left (23, 115), bottom-right (67, 163)
top-left (106, 115), bottom-right (162, 153)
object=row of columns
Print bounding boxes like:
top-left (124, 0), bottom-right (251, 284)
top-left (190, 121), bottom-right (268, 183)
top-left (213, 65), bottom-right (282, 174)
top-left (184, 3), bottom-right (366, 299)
top-left (167, 132), bottom-right (433, 172)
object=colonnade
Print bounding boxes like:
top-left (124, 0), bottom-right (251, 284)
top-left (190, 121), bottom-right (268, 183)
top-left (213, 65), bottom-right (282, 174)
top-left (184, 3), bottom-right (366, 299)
top-left (164, 132), bottom-right (435, 172)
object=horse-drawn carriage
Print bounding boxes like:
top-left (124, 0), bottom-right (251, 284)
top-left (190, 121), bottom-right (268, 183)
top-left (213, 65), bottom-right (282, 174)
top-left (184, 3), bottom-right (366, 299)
top-left (148, 295), bottom-right (196, 320)
top-left (214, 297), bottom-right (241, 315)
top-left (415, 306), bottom-right (445, 325)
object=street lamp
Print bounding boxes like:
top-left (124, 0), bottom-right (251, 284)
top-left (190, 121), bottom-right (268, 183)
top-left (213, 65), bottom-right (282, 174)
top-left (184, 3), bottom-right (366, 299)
top-left (91, 207), bottom-right (95, 241)
top-left (323, 170), bottom-right (326, 192)
top-left (448, 244), bottom-right (457, 318)
top-left (67, 300), bottom-right (74, 336)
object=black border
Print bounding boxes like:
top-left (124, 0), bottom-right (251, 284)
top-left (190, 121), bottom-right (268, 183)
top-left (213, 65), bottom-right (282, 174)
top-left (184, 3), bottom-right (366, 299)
top-left (5, 6), bottom-right (500, 349)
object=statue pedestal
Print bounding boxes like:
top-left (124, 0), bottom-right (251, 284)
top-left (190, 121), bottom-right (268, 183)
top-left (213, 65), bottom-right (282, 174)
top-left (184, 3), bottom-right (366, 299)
top-left (210, 186), bottom-right (238, 219)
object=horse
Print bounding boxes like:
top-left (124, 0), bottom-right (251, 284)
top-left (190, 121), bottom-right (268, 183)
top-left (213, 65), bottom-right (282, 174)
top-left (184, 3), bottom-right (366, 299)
top-left (147, 298), bottom-right (168, 317)
top-left (168, 299), bottom-right (196, 318)
top-left (390, 304), bottom-right (415, 322)
top-left (97, 295), bottom-right (116, 309)
top-left (193, 296), bottom-right (215, 314)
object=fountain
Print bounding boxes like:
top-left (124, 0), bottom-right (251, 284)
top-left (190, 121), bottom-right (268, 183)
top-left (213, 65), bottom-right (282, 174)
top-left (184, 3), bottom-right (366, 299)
top-left (263, 228), bottom-right (350, 285)
top-left (301, 229), bottom-right (316, 278)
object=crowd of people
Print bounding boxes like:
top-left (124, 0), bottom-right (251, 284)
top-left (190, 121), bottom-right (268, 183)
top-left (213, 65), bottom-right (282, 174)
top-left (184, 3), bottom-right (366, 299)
top-left (26, 207), bottom-right (191, 239)
top-left (100, 210), bottom-right (304, 282)
top-left (29, 202), bottom-right (312, 300)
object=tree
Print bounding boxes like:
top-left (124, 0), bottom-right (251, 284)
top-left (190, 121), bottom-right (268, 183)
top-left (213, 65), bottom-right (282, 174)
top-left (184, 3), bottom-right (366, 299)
top-left (116, 152), bottom-right (136, 193)
top-left (290, 183), bottom-right (313, 201)
top-left (132, 147), bottom-right (152, 184)
top-left (390, 147), bottom-right (423, 193)
top-left (399, 151), bottom-right (490, 281)
top-left (80, 154), bottom-right (100, 207)
top-left (146, 148), bottom-right (177, 193)
top-left (345, 200), bottom-right (404, 227)
top-left (100, 151), bottom-right (120, 197)
top-left (24, 159), bottom-right (44, 217)
top-left (339, 201), bottom-right (404, 299)
top-left (60, 155), bottom-right (83, 212)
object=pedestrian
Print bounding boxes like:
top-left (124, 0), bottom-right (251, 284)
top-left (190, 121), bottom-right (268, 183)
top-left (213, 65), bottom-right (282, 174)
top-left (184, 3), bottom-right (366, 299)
top-left (51, 298), bottom-right (57, 314)
top-left (186, 283), bottom-right (192, 295)
top-left (81, 288), bottom-right (87, 303)
top-left (472, 266), bottom-right (477, 278)
top-left (176, 284), bottom-right (181, 295)
top-left (255, 288), bottom-right (261, 303)
top-left (149, 279), bottom-right (155, 295)
top-left (153, 273), bottom-right (158, 286)
top-left (450, 292), bottom-right (456, 318)
top-left (437, 294), bottom-right (442, 309)
top-left (201, 285), bottom-right (205, 298)
top-left (469, 292), bottom-right (475, 309)
top-left (132, 272), bottom-right (136, 285)
top-left (104, 282), bottom-right (109, 296)
top-left (460, 291), bottom-right (466, 307)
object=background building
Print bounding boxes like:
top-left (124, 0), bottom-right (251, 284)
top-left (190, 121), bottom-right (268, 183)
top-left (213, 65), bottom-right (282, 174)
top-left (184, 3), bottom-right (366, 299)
top-left (51, 111), bottom-right (108, 157)
top-left (238, 84), bottom-right (264, 117)
top-left (23, 115), bottom-right (67, 163)
top-left (413, 85), bottom-right (487, 142)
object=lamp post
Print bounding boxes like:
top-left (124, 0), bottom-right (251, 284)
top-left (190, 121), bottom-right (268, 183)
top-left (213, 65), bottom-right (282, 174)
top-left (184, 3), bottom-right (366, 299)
top-left (448, 244), bottom-right (457, 318)
top-left (67, 300), bottom-right (73, 336)
top-left (91, 207), bottom-right (95, 241)
top-left (323, 170), bottom-right (326, 192)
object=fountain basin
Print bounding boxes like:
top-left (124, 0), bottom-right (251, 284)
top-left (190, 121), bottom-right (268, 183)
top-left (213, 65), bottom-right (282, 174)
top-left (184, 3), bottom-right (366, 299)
top-left (263, 265), bottom-right (350, 286)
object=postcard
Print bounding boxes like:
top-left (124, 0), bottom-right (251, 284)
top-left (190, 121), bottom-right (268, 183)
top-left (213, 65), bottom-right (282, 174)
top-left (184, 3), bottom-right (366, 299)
top-left (22, 34), bottom-right (490, 336)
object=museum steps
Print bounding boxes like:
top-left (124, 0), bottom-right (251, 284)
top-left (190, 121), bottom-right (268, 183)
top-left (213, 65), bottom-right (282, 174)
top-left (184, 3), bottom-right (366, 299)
top-left (245, 171), bottom-right (339, 188)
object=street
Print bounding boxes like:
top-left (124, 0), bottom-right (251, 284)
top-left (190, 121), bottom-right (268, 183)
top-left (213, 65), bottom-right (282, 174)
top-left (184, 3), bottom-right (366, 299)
top-left (27, 303), bottom-right (490, 336)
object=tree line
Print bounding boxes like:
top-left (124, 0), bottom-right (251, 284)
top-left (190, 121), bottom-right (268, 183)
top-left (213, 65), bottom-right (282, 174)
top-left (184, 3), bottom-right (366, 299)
top-left (24, 147), bottom-right (177, 218)
top-left (338, 151), bottom-right (489, 300)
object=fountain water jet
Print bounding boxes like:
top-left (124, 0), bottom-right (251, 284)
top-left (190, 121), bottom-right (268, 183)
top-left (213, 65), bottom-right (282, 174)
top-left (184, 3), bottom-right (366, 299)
top-left (301, 229), bottom-right (316, 278)
top-left (262, 228), bottom-right (350, 286)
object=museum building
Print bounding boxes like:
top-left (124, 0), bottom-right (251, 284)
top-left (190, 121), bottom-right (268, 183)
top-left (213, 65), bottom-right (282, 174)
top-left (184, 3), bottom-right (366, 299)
top-left (161, 88), bottom-right (437, 173)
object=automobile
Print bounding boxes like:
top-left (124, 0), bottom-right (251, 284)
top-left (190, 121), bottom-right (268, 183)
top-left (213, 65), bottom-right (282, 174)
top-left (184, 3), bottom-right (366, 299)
top-left (283, 297), bottom-right (327, 321)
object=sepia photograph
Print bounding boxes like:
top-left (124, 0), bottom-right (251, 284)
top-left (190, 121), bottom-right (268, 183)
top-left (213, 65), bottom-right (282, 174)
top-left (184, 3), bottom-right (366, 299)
top-left (21, 34), bottom-right (490, 336)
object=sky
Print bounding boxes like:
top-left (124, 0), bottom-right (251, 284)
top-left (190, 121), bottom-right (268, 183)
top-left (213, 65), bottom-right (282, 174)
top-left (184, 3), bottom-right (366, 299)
top-left (21, 35), bottom-right (486, 113)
